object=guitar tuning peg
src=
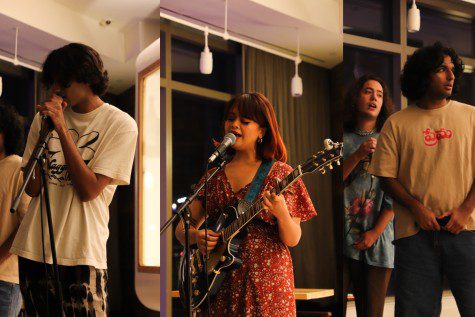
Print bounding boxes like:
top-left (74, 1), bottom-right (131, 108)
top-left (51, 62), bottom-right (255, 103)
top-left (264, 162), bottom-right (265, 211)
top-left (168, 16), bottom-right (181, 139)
top-left (328, 164), bottom-right (333, 170)
top-left (336, 160), bottom-right (341, 166)
top-left (319, 168), bottom-right (326, 174)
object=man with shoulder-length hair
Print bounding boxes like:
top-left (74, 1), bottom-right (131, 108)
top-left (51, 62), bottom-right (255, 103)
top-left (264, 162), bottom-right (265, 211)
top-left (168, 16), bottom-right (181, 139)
top-left (11, 43), bottom-right (137, 316)
top-left (369, 42), bottom-right (475, 316)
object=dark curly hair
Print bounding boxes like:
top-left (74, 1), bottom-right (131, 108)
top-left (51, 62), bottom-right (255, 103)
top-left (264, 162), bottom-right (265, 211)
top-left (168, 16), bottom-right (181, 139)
top-left (0, 100), bottom-right (24, 156)
top-left (343, 73), bottom-right (394, 132)
top-left (401, 42), bottom-right (464, 102)
top-left (41, 43), bottom-right (109, 96)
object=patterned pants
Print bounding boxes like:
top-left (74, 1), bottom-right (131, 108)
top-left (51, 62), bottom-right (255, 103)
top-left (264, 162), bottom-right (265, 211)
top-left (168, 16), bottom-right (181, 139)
top-left (18, 257), bottom-right (108, 317)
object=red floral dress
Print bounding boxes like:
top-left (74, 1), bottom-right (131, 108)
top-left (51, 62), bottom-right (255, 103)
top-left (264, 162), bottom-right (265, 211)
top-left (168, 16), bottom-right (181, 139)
top-left (196, 161), bottom-right (316, 317)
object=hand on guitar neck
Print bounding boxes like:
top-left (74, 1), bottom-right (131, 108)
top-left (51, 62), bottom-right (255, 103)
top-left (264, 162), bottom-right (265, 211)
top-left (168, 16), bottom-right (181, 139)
top-left (195, 229), bottom-right (220, 255)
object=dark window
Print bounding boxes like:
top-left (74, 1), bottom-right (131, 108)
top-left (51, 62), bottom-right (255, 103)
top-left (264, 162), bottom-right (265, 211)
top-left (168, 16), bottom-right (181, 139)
top-left (457, 71), bottom-right (475, 105)
top-left (171, 91), bottom-right (227, 285)
top-left (344, 0), bottom-right (400, 43)
top-left (407, 4), bottom-right (475, 58)
top-left (344, 45), bottom-right (402, 109)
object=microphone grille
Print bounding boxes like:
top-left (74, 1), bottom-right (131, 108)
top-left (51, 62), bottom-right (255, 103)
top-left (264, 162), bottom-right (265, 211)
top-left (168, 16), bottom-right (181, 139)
top-left (224, 132), bottom-right (236, 145)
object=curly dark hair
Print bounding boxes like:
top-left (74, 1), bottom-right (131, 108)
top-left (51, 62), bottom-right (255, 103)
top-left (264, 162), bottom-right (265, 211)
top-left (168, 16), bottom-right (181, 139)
top-left (0, 100), bottom-right (24, 156)
top-left (401, 42), bottom-right (464, 102)
top-left (343, 73), bottom-right (394, 132)
top-left (41, 43), bottom-right (109, 96)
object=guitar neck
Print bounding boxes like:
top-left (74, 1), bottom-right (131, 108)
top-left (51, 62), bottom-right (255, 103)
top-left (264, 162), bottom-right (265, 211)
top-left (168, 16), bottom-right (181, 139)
top-left (222, 165), bottom-right (303, 241)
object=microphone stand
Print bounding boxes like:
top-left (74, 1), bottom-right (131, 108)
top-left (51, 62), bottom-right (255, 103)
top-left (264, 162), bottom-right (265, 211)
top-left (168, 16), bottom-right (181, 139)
top-left (11, 121), bottom-right (64, 316)
top-left (160, 157), bottom-right (228, 317)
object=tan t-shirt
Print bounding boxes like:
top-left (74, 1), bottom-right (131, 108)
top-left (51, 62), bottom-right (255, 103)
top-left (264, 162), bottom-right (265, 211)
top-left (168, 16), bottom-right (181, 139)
top-left (368, 100), bottom-right (475, 240)
top-left (0, 155), bottom-right (30, 283)
top-left (11, 103), bottom-right (137, 269)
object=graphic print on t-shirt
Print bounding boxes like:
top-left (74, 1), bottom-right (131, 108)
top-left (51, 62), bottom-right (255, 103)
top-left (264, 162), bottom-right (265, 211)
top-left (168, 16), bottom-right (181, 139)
top-left (422, 127), bottom-right (453, 146)
top-left (47, 129), bottom-right (100, 186)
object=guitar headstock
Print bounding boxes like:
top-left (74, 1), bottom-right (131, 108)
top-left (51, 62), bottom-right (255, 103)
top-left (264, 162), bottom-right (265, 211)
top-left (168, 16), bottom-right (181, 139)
top-left (300, 139), bottom-right (343, 175)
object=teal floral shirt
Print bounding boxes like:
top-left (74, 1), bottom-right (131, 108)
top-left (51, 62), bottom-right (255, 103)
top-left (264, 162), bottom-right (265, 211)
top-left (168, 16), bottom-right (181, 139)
top-left (343, 131), bottom-right (394, 268)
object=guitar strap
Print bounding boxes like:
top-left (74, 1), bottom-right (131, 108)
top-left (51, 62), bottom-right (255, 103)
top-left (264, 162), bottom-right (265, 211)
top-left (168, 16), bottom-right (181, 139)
top-left (237, 159), bottom-right (275, 214)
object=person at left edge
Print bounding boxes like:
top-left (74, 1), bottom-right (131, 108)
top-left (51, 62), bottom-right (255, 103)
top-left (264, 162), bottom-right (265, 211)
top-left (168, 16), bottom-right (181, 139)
top-left (0, 101), bottom-right (30, 317)
top-left (10, 43), bottom-right (138, 316)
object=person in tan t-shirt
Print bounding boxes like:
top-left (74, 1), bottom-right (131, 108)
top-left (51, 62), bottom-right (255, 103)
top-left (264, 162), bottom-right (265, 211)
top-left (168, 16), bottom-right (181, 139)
top-left (0, 101), bottom-right (30, 317)
top-left (369, 42), bottom-right (475, 316)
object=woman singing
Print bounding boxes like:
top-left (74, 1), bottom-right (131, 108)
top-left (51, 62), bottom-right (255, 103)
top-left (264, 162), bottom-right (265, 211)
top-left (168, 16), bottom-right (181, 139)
top-left (175, 92), bottom-right (316, 316)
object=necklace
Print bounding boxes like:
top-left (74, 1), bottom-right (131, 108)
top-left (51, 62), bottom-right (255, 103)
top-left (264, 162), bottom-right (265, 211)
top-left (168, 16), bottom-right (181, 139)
top-left (354, 128), bottom-right (376, 136)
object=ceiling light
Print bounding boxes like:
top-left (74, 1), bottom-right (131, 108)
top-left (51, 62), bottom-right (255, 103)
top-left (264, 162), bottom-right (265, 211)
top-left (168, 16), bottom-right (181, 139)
top-left (291, 30), bottom-right (303, 98)
top-left (408, 0), bottom-right (421, 33)
top-left (200, 26), bottom-right (213, 74)
top-left (223, 0), bottom-right (230, 40)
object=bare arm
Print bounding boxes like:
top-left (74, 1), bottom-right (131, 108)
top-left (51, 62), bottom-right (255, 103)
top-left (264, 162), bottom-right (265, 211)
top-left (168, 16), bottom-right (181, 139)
top-left (343, 152), bottom-right (363, 181)
top-left (354, 207), bottom-right (394, 250)
top-left (442, 180), bottom-right (475, 234)
top-left (262, 191), bottom-right (302, 247)
top-left (175, 200), bottom-right (221, 255)
top-left (343, 138), bottom-right (377, 181)
top-left (24, 161), bottom-right (41, 197)
top-left (0, 230), bottom-right (18, 265)
top-left (381, 177), bottom-right (440, 231)
top-left (37, 96), bottom-right (112, 202)
top-left (277, 215), bottom-right (302, 247)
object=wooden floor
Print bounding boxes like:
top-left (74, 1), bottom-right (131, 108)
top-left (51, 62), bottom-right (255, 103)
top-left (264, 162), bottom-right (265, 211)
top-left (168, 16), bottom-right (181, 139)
top-left (346, 291), bottom-right (461, 317)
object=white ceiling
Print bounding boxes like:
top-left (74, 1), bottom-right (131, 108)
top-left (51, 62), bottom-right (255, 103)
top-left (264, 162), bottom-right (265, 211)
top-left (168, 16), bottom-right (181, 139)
top-left (54, 0), bottom-right (160, 31)
top-left (0, 0), bottom-right (160, 94)
top-left (161, 0), bottom-right (343, 68)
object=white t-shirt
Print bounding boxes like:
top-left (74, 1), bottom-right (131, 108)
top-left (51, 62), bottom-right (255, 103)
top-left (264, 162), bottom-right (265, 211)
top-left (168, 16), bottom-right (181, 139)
top-left (11, 103), bottom-right (137, 269)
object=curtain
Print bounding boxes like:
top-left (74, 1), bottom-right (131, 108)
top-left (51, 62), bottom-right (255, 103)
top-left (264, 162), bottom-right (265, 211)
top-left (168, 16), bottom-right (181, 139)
top-left (243, 46), bottom-right (336, 288)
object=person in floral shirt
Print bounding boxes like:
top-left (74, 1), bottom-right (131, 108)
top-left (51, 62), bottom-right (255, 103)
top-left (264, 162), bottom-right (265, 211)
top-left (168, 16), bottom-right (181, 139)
top-left (342, 74), bottom-right (394, 317)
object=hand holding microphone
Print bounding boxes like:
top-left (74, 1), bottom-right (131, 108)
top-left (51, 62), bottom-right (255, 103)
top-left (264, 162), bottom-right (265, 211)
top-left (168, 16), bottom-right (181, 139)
top-left (357, 137), bottom-right (377, 162)
top-left (37, 92), bottom-right (68, 133)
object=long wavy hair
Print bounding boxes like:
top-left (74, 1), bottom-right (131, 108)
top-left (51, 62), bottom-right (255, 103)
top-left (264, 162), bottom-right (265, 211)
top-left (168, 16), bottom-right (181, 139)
top-left (343, 73), bottom-right (394, 132)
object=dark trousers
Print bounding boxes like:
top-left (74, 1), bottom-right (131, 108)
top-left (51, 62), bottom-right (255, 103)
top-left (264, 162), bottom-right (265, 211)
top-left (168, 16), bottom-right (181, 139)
top-left (343, 257), bottom-right (392, 317)
top-left (394, 230), bottom-right (475, 317)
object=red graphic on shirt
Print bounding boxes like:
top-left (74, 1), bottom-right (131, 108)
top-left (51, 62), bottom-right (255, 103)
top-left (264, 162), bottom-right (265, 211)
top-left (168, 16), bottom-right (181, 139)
top-left (423, 128), bottom-right (453, 146)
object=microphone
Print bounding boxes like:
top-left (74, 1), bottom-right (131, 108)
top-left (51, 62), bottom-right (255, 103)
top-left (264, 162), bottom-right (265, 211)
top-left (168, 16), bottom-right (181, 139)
top-left (40, 92), bottom-right (65, 132)
top-left (208, 133), bottom-right (236, 164)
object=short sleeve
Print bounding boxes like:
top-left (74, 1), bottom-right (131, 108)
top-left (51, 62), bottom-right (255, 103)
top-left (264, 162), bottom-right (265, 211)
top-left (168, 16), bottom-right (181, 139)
top-left (368, 119), bottom-right (399, 178)
top-left (284, 177), bottom-right (317, 222)
top-left (11, 160), bottom-right (31, 221)
top-left (381, 193), bottom-right (393, 211)
top-left (90, 127), bottom-right (138, 186)
top-left (14, 171), bottom-right (31, 221)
